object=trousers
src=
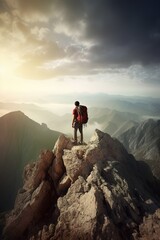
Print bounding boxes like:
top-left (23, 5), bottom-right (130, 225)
top-left (74, 122), bottom-right (83, 143)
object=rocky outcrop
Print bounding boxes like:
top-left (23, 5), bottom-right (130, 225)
top-left (3, 150), bottom-right (55, 240)
top-left (138, 209), bottom-right (160, 240)
top-left (3, 130), bottom-right (160, 240)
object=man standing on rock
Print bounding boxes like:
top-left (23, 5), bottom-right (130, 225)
top-left (72, 101), bottom-right (83, 144)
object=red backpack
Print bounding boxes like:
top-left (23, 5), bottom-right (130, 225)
top-left (77, 105), bottom-right (88, 124)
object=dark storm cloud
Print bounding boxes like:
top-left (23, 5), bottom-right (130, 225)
top-left (61, 0), bottom-right (160, 66)
top-left (84, 0), bottom-right (160, 66)
top-left (72, 0), bottom-right (160, 66)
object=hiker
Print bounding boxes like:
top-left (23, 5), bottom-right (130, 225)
top-left (72, 101), bottom-right (88, 144)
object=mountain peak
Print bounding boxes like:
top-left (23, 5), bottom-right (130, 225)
top-left (89, 129), bottom-right (129, 163)
top-left (3, 130), bottom-right (160, 240)
top-left (0, 111), bottom-right (30, 125)
top-left (2, 110), bottom-right (25, 118)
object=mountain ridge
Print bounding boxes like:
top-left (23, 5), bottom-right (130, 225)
top-left (118, 118), bottom-right (160, 179)
top-left (2, 130), bottom-right (160, 240)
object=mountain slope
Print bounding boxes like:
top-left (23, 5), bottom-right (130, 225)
top-left (0, 111), bottom-right (61, 212)
top-left (118, 119), bottom-right (160, 179)
top-left (3, 130), bottom-right (160, 240)
top-left (112, 120), bottom-right (138, 137)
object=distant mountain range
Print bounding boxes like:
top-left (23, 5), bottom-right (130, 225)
top-left (0, 111), bottom-right (61, 212)
top-left (1, 93), bottom-right (160, 124)
top-left (40, 93), bottom-right (160, 116)
top-left (89, 107), bottom-right (140, 137)
top-left (1, 98), bottom-right (159, 137)
top-left (118, 119), bottom-right (160, 179)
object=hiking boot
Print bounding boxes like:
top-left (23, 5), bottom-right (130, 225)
top-left (71, 140), bottom-right (77, 145)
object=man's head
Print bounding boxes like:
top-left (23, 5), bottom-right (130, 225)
top-left (75, 101), bottom-right (80, 106)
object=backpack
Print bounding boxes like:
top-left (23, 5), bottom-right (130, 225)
top-left (77, 105), bottom-right (88, 124)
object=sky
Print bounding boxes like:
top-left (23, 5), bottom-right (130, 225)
top-left (0, 0), bottom-right (160, 104)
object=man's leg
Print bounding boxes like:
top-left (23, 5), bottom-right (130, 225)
top-left (79, 124), bottom-right (83, 143)
top-left (74, 125), bottom-right (78, 143)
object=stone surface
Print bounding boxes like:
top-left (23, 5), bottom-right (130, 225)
top-left (2, 130), bottom-right (160, 240)
top-left (138, 209), bottom-right (160, 240)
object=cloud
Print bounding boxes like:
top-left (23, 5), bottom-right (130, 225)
top-left (127, 65), bottom-right (160, 85)
top-left (12, 0), bottom-right (159, 67)
top-left (14, 40), bottom-right (65, 79)
top-left (4, 0), bottom-right (53, 21)
top-left (0, 0), bottom-right (160, 86)
top-left (82, 1), bottom-right (160, 66)
top-left (3, 0), bottom-right (160, 64)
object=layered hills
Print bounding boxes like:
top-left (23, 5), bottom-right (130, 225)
top-left (0, 111), bottom-right (61, 212)
top-left (2, 130), bottom-right (160, 240)
top-left (118, 119), bottom-right (160, 179)
top-left (0, 101), bottom-right (145, 139)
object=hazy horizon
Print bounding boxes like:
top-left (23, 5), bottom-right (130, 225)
top-left (1, 92), bottom-right (160, 117)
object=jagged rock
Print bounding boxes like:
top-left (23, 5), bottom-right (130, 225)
top-left (3, 130), bottom-right (160, 240)
top-left (33, 150), bottom-right (54, 189)
top-left (4, 180), bottom-right (52, 240)
top-left (138, 209), bottom-right (160, 240)
top-left (53, 175), bottom-right (123, 240)
top-left (51, 135), bottom-right (74, 183)
top-left (3, 150), bottom-right (55, 240)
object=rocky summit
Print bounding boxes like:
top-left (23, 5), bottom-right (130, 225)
top-left (2, 129), bottom-right (160, 240)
